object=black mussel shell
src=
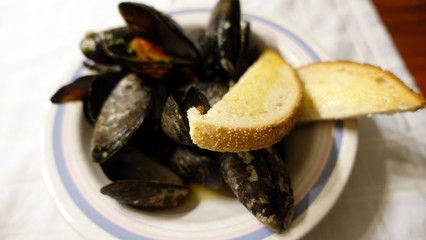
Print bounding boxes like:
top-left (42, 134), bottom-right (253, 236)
top-left (50, 75), bottom-right (97, 103)
top-left (127, 119), bottom-right (177, 166)
top-left (170, 146), bottom-right (222, 189)
top-left (192, 81), bottom-right (230, 106)
top-left (91, 73), bottom-right (151, 162)
top-left (161, 87), bottom-right (210, 146)
top-left (81, 27), bottom-right (132, 65)
top-left (83, 71), bottom-right (125, 124)
top-left (181, 86), bottom-right (210, 113)
top-left (101, 180), bottom-right (190, 209)
top-left (219, 147), bottom-right (294, 232)
top-left (104, 43), bottom-right (173, 79)
top-left (207, 0), bottom-right (241, 76)
top-left (82, 59), bottom-right (122, 73)
top-left (101, 146), bottom-right (185, 185)
top-left (118, 2), bottom-right (200, 64)
top-left (188, 28), bottom-right (224, 82)
top-left (238, 22), bottom-right (265, 76)
top-left (161, 95), bottom-right (191, 146)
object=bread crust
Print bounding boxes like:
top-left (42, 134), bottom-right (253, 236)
top-left (296, 61), bottom-right (426, 122)
top-left (188, 49), bottom-right (303, 152)
top-left (188, 101), bottom-right (300, 152)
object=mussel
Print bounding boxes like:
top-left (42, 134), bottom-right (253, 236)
top-left (80, 27), bottom-right (131, 67)
top-left (219, 146), bottom-right (294, 232)
top-left (50, 0), bottom-right (295, 232)
top-left (161, 87), bottom-right (210, 146)
top-left (50, 75), bottom-right (97, 103)
top-left (170, 146), bottom-right (222, 189)
top-left (207, 0), bottom-right (242, 76)
top-left (101, 180), bottom-right (189, 208)
top-left (98, 2), bottom-right (203, 79)
top-left (91, 73), bottom-right (151, 162)
top-left (50, 72), bottom-right (124, 125)
top-left (101, 147), bottom-right (190, 208)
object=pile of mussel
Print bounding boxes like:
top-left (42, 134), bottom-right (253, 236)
top-left (51, 0), bottom-right (294, 232)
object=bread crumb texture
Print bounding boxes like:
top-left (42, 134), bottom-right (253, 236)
top-left (297, 61), bottom-right (426, 122)
top-left (187, 49), bottom-right (302, 152)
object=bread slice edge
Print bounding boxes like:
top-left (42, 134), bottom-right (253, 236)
top-left (296, 61), bottom-right (426, 123)
top-left (188, 49), bottom-right (303, 152)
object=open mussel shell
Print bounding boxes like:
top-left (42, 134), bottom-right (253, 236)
top-left (80, 27), bottom-right (132, 68)
top-left (103, 44), bottom-right (173, 79)
top-left (127, 118), bottom-right (177, 166)
top-left (101, 147), bottom-right (189, 209)
top-left (161, 87), bottom-right (210, 146)
top-left (192, 81), bottom-right (230, 106)
top-left (101, 146), bottom-right (185, 184)
top-left (170, 146), bottom-right (222, 189)
top-left (101, 180), bottom-right (189, 209)
top-left (91, 73), bottom-right (151, 162)
top-left (118, 2), bottom-right (200, 64)
top-left (208, 0), bottom-right (241, 76)
top-left (106, 2), bottom-right (203, 79)
top-left (83, 71), bottom-right (125, 124)
top-left (219, 147), bottom-right (294, 232)
top-left (50, 75), bottom-right (97, 103)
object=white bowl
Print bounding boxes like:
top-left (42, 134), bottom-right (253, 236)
top-left (42, 9), bottom-right (358, 240)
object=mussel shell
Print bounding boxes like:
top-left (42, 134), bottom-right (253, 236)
top-left (103, 44), bottom-right (174, 79)
top-left (185, 27), bottom-right (223, 82)
top-left (80, 27), bottom-right (131, 65)
top-left (118, 2), bottom-right (200, 64)
top-left (83, 71), bottom-right (125, 124)
top-left (50, 75), bottom-right (96, 103)
top-left (126, 118), bottom-right (178, 166)
top-left (82, 59), bottom-right (122, 73)
top-left (238, 22), bottom-right (265, 77)
top-left (192, 81), bottom-right (230, 106)
top-left (207, 0), bottom-right (241, 76)
top-left (170, 146), bottom-right (222, 189)
top-left (100, 180), bottom-right (190, 209)
top-left (263, 146), bottom-right (294, 230)
top-left (91, 73), bottom-right (151, 162)
top-left (161, 95), bottom-right (191, 146)
top-left (161, 87), bottom-right (210, 146)
top-left (219, 148), bottom-right (294, 232)
top-left (101, 146), bottom-right (185, 185)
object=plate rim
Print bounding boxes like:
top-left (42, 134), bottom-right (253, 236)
top-left (41, 8), bottom-right (359, 240)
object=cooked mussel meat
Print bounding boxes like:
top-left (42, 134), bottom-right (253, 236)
top-left (119, 2), bottom-right (200, 64)
top-left (105, 2), bottom-right (201, 78)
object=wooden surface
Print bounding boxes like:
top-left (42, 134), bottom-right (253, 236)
top-left (372, 0), bottom-right (426, 95)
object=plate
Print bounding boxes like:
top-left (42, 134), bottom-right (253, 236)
top-left (41, 9), bottom-right (358, 240)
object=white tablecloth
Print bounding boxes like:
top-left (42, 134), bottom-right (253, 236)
top-left (1, 0), bottom-right (425, 239)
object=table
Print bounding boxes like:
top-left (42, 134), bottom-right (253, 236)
top-left (372, 0), bottom-right (426, 95)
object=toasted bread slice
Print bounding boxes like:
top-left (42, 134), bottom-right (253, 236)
top-left (187, 49), bottom-right (303, 152)
top-left (297, 61), bottom-right (426, 122)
